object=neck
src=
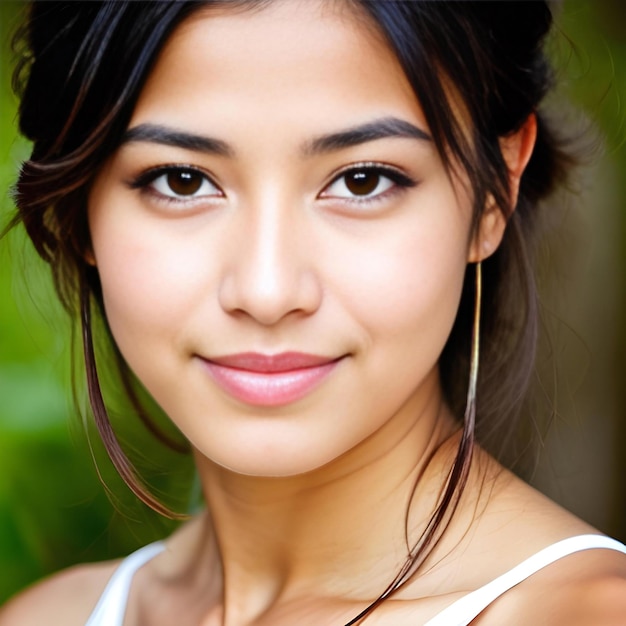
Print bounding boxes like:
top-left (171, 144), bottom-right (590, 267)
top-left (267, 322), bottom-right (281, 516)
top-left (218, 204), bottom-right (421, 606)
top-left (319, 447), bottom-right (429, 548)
top-left (190, 379), bottom-right (460, 622)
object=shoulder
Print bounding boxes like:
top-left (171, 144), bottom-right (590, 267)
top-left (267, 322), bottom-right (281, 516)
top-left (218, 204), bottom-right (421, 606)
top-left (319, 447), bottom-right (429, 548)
top-left (477, 542), bottom-right (626, 625)
top-left (570, 571), bottom-right (626, 624)
top-left (547, 547), bottom-right (626, 625)
top-left (446, 460), bottom-right (626, 625)
top-left (0, 559), bottom-right (120, 626)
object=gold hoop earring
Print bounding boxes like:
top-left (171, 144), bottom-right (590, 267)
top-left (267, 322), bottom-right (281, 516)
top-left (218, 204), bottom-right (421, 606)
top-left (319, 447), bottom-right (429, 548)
top-left (464, 261), bottom-right (482, 433)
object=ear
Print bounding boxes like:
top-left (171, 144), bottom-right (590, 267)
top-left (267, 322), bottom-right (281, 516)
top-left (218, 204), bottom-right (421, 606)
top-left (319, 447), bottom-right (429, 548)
top-left (82, 230), bottom-right (97, 266)
top-left (468, 113), bottom-right (537, 263)
top-left (499, 113), bottom-right (537, 209)
top-left (83, 246), bottom-right (97, 266)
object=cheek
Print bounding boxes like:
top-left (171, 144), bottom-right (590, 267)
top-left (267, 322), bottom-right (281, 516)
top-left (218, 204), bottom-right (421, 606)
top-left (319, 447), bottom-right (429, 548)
top-left (88, 207), bottom-right (212, 365)
top-left (325, 206), bottom-right (470, 361)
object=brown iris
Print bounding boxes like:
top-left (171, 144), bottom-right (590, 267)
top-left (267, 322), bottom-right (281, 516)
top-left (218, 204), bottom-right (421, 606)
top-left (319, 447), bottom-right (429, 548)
top-left (167, 170), bottom-right (203, 195)
top-left (344, 171), bottom-right (380, 196)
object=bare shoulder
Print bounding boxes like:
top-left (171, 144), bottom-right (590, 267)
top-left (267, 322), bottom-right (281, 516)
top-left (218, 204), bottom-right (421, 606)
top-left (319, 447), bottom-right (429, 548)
top-left (546, 548), bottom-right (626, 624)
top-left (477, 542), bottom-right (626, 625)
top-left (454, 458), bottom-right (626, 624)
top-left (0, 559), bottom-right (120, 626)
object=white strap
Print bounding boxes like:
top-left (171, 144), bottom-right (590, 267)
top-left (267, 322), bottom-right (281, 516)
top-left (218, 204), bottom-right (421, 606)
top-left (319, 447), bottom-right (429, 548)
top-left (85, 541), bottom-right (166, 626)
top-left (424, 534), bottom-right (626, 626)
top-left (83, 535), bottom-right (625, 626)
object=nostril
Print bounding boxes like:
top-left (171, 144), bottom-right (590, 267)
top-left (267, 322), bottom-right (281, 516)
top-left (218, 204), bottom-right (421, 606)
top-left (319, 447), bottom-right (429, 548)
top-left (217, 264), bottom-right (322, 325)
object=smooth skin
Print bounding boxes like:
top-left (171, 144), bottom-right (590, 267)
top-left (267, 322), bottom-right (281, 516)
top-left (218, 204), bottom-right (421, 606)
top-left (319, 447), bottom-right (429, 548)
top-left (2, 1), bottom-right (626, 624)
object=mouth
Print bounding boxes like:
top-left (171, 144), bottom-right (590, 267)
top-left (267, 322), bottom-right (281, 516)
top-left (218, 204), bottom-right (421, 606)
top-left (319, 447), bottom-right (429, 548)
top-left (200, 352), bottom-right (344, 407)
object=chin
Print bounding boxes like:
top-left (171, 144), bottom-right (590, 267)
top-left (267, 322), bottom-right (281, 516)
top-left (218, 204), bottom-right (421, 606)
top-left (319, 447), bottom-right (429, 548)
top-left (194, 434), bottom-right (346, 479)
top-left (216, 452), bottom-right (336, 479)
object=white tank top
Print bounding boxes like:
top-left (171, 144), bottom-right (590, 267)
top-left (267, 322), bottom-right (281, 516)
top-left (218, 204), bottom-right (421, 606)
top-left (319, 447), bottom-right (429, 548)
top-left (85, 534), bottom-right (626, 626)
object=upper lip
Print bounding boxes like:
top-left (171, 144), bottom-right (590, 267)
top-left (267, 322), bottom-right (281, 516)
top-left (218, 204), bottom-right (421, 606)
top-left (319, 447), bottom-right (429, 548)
top-left (204, 352), bottom-right (342, 373)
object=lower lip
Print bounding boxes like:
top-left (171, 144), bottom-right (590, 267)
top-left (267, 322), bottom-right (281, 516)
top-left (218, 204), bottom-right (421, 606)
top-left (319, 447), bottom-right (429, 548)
top-left (202, 359), bottom-right (340, 407)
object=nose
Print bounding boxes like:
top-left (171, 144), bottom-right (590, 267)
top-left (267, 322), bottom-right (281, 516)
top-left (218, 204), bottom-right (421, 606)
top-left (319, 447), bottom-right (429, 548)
top-left (218, 199), bottom-right (322, 326)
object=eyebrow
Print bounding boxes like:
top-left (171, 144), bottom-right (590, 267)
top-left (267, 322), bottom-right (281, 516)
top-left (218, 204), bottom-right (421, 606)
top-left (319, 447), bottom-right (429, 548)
top-left (121, 116), bottom-right (431, 158)
top-left (121, 124), bottom-right (233, 157)
top-left (304, 117), bottom-right (432, 155)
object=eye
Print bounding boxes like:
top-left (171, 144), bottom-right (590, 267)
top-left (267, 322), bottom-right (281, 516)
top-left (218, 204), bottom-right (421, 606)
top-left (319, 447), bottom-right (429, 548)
top-left (129, 165), bottom-right (223, 204)
top-left (149, 167), bottom-right (222, 199)
top-left (320, 165), bottom-right (415, 202)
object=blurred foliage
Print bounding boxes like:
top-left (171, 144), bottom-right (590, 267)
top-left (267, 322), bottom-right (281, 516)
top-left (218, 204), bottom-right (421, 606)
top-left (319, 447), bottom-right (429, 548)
top-left (0, 1), bottom-right (188, 605)
top-left (0, 0), bottom-right (625, 607)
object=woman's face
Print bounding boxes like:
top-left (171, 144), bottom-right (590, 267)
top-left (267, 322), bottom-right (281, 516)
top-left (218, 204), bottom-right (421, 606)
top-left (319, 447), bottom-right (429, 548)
top-left (88, 0), bottom-right (493, 477)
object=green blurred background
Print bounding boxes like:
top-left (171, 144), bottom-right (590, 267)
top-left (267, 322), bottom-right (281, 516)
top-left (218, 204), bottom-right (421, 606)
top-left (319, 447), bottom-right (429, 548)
top-left (1, 0), bottom-right (625, 606)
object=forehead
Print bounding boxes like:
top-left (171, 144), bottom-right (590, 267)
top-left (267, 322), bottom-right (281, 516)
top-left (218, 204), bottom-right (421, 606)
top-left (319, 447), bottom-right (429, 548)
top-left (129, 0), bottom-right (425, 137)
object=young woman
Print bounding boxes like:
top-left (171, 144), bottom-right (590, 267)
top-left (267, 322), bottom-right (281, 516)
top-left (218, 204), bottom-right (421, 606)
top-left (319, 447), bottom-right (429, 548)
top-left (1, 1), bottom-right (626, 624)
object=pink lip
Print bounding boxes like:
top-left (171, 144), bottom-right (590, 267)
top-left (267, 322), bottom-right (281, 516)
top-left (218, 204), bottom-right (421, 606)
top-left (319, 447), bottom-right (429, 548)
top-left (201, 352), bottom-right (342, 407)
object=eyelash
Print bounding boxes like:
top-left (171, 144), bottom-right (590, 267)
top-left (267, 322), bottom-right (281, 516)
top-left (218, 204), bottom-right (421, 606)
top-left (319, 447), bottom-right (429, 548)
top-left (319, 162), bottom-right (417, 207)
top-left (128, 165), bottom-right (223, 208)
top-left (128, 162), bottom-right (417, 210)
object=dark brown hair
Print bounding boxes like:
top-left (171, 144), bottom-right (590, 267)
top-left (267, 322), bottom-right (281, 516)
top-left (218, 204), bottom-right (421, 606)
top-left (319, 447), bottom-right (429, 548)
top-left (9, 1), bottom-right (575, 623)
